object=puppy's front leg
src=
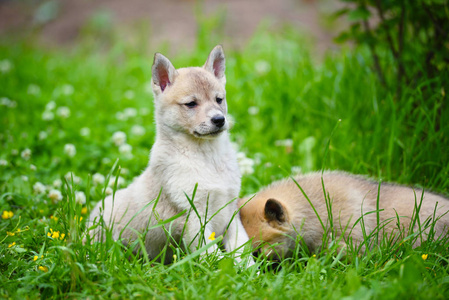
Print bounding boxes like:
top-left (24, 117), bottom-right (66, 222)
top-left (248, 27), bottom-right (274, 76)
top-left (223, 214), bottom-right (254, 266)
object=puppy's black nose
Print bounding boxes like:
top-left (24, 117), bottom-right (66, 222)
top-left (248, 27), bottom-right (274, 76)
top-left (211, 115), bottom-right (225, 128)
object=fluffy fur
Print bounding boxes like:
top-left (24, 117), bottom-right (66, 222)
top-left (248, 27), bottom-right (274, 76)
top-left (89, 46), bottom-right (251, 264)
top-left (239, 171), bottom-right (449, 259)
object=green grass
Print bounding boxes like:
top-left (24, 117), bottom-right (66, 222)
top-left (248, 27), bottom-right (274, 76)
top-left (1, 26), bottom-right (449, 299)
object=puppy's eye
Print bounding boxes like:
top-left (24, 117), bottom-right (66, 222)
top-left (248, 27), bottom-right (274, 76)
top-left (216, 97), bottom-right (223, 104)
top-left (184, 101), bottom-right (197, 108)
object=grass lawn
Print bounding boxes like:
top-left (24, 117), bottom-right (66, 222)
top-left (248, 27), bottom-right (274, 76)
top-left (1, 27), bottom-right (449, 299)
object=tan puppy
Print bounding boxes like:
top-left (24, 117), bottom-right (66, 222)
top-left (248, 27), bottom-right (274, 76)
top-left (89, 46), bottom-right (252, 265)
top-left (239, 171), bottom-right (449, 259)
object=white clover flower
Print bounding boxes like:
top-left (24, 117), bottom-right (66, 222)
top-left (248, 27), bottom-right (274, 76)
top-left (124, 90), bottom-right (135, 100)
top-left (64, 144), bottom-right (76, 157)
top-left (7, 100), bottom-right (17, 108)
top-left (0, 159), bottom-right (7, 166)
top-left (101, 157), bottom-right (111, 165)
top-left (48, 189), bottom-right (63, 202)
top-left (22, 175), bottom-right (29, 182)
top-left (115, 112), bottom-right (126, 121)
top-left (92, 173), bottom-right (105, 186)
top-left (112, 131), bottom-right (126, 146)
top-left (33, 182), bottom-right (46, 194)
top-left (30, 164), bottom-right (37, 171)
top-left (64, 172), bottom-right (81, 184)
top-left (254, 60), bottom-right (271, 75)
top-left (27, 84), bottom-right (41, 95)
top-left (248, 106), bottom-right (259, 115)
top-left (105, 186), bottom-right (113, 195)
top-left (237, 152), bottom-right (255, 176)
top-left (124, 107), bottom-right (137, 118)
top-left (119, 144), bottom-right (132, 154)
top-left (21, 148), bottom-right (32, 161)
top-left (291, 166), bottom-right (302, 175)
top-left (275, 139), bottom-right (294, 147)
top-left (37, 131), bottom-right (47, 141)
top-left (75, 191), bottom-right (86, 204)
top-left (108, 176), bottom-right (125, 187)
top-left (45, 101), bottom-right (56, 111)
top-left (56, 106), bottom-right (71, 118)
top-left (140, 107), bottom-right (150, 116)
top-left (42, 111), bottom-right (54, 121)
top-left (0, 97), bottom-right (11, 106)
top-left (0, 59), bottom-right (12, 73)
top-left (53, 179), bottom-right (63, 188)
top-left (61, 84), bottom-right (74, 96)
top-left (11, 149), bottom-right (18, 156)
top-left (131, 125), bottom-right (145, 136)
top-left (80, 127), bottom-right (90, 137)
top-left (144, 82), bottom-right (152, 94)
top-left (120, 168), bottom-right (129, 176)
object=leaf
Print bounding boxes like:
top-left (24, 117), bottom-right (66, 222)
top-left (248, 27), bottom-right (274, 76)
top-left (348, 7), bottom-right (371, 21)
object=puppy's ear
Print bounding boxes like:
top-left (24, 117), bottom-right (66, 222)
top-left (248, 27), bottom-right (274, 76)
top-left (152, 53), bottom-right (178, 93)
top-left (264, 198), bottom-right (286, 223)
top-left (204, 45), bottom-right (226, 84)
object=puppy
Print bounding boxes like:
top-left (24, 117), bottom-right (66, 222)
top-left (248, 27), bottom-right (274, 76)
top-left (239, 171), bottom-right (449, 259)
top-left (89, 46), bottom-right (251, 264)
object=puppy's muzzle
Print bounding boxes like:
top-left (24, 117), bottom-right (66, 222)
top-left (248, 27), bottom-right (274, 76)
top-left (211, 115), bottom-right (225, 128)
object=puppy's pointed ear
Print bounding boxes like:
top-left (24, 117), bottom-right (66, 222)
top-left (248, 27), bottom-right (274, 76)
top-left (204, 45), bottom-right (226, 84)
top-left (152, 53), bottom-right (178, 93)
top-left (264, 198), bottom-right (286, 223)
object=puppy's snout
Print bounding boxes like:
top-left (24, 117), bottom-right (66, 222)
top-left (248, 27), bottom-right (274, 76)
top-left (211, 115), bottom-right (225, 128)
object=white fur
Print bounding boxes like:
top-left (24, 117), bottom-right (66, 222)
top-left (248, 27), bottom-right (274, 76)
top-left (88, 46), bottom-right (252, 265)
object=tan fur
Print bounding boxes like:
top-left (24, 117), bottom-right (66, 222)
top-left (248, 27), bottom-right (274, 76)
top-left (239, 171), bottom-right (449, 259)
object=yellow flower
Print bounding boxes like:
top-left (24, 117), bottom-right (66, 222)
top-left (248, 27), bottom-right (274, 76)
top-left (47, 232), bottom-right (51, 237)
top-left (208, 232), bottom-right (216, 241)
top-left (8, 242), bottom-right (16, 248)
top-left (60, 233), bottom-right (65, 240)
top-left (422, 254), bottom-right (428, 260)
top-left (7, 231), bottom-right (15, 236)
top-left (312, 254), bottom-right (317, 258)
top-left (2, 210), bottom-right (14, 219)
top-left (38, 266), bottom-right (48, 272)
top-left (51, 231), bottom-right (60, 239)
top-left (34, 256), bottom-right (38, 261)
top-left (50, 215), bottom-right (58, 222)
top-left (81, 207), bottom-right (88, 215)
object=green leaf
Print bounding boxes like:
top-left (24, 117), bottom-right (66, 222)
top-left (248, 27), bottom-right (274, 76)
top-left (348, 7), bottom-right (371, 21)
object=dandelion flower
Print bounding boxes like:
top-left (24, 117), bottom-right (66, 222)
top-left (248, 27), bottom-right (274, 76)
top-left (422, 254), bottom-right (428, 260)
top-left (208, 232), bottom-right (216, 241)
top-left (2, 210), bottom-right (14, 219)
top-left (21, 148), bottom-right (32, 160)
top-left (93, 173), bottom-right (105, 186)
top-left (56, 106), bottom-right (71, 118)
top-left (38, 266), bottom-right (48, 272)
top-left (48, 189), bottom-right (63, 202)
top-left (33, 182), bottom-right (46, 195)
top-left (75, 191), bottom-right (86, 204)
top-left (64, 144), bottom-right (76, 157)
top-left (112, 131), bottom-right (127, 146)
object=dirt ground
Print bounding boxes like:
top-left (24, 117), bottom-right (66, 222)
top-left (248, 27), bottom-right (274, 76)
top-left (0, 0), bottom-right (344, 54)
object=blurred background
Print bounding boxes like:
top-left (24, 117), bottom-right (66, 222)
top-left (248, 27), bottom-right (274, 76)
top-left (0, 0), bottom-right (345, 56)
